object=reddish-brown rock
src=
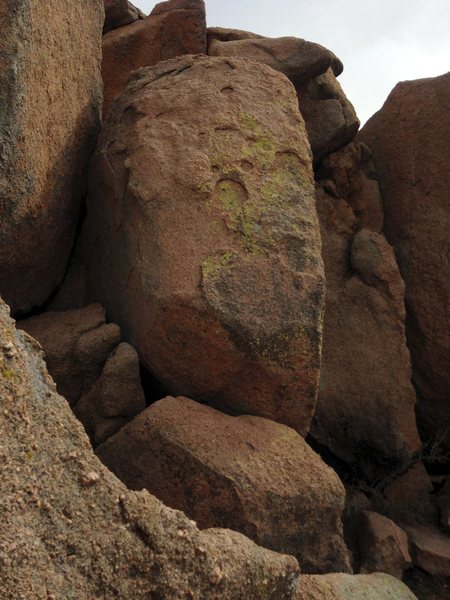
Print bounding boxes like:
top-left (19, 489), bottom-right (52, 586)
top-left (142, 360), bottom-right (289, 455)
top-left (355, 511), bottom-right (412, 579)
top-left (18, 305), bottom-right (145, 445)
top-left (83, 55), bottom-right (325, 435)
top-left (359, 73), bottom-right (450, 450)
top-left (317, 141), bottom-right (384, 231)
top-left (0, 0), bottom-right (103, 314)
top-left (102, 0), bottom-right (206, 115)
top-left (294, 573), bottom-right (418, 600)
top-left (296, 68), bottom-right (360, 164)
top-left (103, 0), bottom-right (145, 34)
top-left (382, 462), bottom-right (435, 523)
top-left (74, 342), bottom-right (146, 445)
top-left (0, 297), bottom-right (301, 599)
top-left (310, 183), bottom-right (421, 475)
top-left (208, 36), bottom-right (343, 85)
top-left (207, 27), bottom-right (265, 44)
top-left (406, 525), bottom-right (450, 577)
top-left (97, 396), bottom-right (351, 573)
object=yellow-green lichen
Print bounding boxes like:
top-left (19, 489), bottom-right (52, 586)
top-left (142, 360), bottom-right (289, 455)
top-left (202, 251), bottom-right (237, 278)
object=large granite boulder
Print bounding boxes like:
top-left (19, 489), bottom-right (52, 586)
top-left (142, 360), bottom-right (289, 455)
top-left (207, 30), bottom-right (358, 164)
top-left (359, 73), bottom-right (450, 451)
top-left (311, 146), bottom-right (421, 475)
top-left (97, 396), bottom-right (351, 573)
top-left (208, 35), bottom-right (343, 85)
top-left (0, 297), bottom-right (300, 598)
top-left (102, 0), bottom-right (206, 115)
top-left (82, 54), bottom-right (325, 435)
top-left (0, 0), bottom-right (103, 314)
top-left (18, 305), bottom-right (146, 445)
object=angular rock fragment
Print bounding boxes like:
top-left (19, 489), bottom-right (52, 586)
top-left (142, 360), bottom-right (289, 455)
top-left (406, 525), bottom-right (450, 577)
top-left (0, 297), bottom-right (300, 598)
top-left (97, 396), bottom-right (351, 573)
top-left (102, 0), bottom-right (206, 115)
top-left (83, 55), bottom-right (325, 435)
top-left (294, 573), bottom-right (418, 600)
top-left (355, 511), bottom-right (412, 579)
top-left (19, 305), bottom-right (145, 445)
top-left (0, 0), bottom-right (103, 314)
top-left (382, 462), bottom-right (435, 523)
top-left (360, 73), bottom-right (450, 452)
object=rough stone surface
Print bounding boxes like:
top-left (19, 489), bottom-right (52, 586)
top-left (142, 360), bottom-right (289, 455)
top-left (294, 573), bottom-right (418, 600)
top-left (207, 26), bottom-right (265, 43)
top-left (355, 511), bottom-right (412, 579)
top-left (310, 184), bottom-right (421, 475)
top-left (317, 141), bottom-right (384, 232)
top-left (102, 0), bottom-right (206, 116)
top-left (18, 304), bottom-right (120, 405)
top-left (406, 525), bottom-right (450, 577)
top-left (0, 0), bottom-right (103, 315)
top-left (18, 305), bottom-right (145, 445)
top-left (74, 341), bottom-right (146, 446)
top-left (359, 73), bottom-right (450, 450)
top-left (82, 55), bottom-right (325, 435)
top-left (97, 396), bottom-right (351, 574)
top-left (103, 0), bottom-right (145, 33)
top-left (296, 68), bottom-right (360, 164)
top-left (381, 462), bottom-right (435, 524)
top-left (0, 298), bottom-right (301, 599)
top-left (208, 36), bottom-right (343, 85)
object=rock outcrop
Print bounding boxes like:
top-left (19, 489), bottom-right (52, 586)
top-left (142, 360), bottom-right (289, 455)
top-left (97, 396), bottom-right (351, 573)
top-left (360, 73), bottom-right (450, 452)
top-left (311, 164), bottom-right (421, 474)
top-left (0, 297), bottom-right (301, 598)
top-left (18, 305), bottom-right (145, 445)
top-left (0, 0), bottom-right (103, 314)
top-left (102, 0), bottom-right (206, 115)
top-left (83, 54), bottom-right (325, 435)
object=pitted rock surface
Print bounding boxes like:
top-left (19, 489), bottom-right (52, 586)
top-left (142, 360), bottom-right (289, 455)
top-left (83, 54), bottom-right (325, 435)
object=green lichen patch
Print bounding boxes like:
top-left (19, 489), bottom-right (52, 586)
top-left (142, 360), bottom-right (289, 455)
top-left (202, 251), bottom-right (238, 279)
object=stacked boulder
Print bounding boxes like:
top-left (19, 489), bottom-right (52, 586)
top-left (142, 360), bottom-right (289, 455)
top-left (1, 0), bottom-right (449, 597)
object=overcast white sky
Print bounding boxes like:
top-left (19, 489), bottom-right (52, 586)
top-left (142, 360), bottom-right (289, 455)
top-left (134, 0), bottom-right (450, 124)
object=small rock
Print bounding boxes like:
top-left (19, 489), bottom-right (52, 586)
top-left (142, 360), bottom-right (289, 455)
top-left (405, 525), bottom-right (450, 577)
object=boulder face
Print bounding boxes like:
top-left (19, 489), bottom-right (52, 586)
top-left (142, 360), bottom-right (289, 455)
top-left (0, 0), bottom-right (103, 315)
top-left (0, 297), bottom-right (301, 599)
top-left (359, 73), bottom-right (450, 449)
top-left (83, 55), bottom-right (325, 435)
top-left (296, 68), bottom-right (360, 165)
top-left (311, 144), bottom-right (421, 475)
top-left (102, 0), bottom-right (206, 116)
top-left (97, 396), bottom-right (351, 574)
top-left (208, 36), bottom-right (343, 86)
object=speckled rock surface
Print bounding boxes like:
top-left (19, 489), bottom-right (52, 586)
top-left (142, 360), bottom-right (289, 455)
top-left (82, 54), bottom-right (325, 435)
top-left (294, 573), bottom-right (418, 599)
top-left (0, 0), bottom-right (103, 315)
top-left (97, 396), bottom-right (351, 574)
top-left (103, 0), bottom-right (145, 33)
top-left (0, 297), bottom-right (300, 599)
top-left (360, 73), bottom-right (450, 454)
top-left (18, 305), bottom-right (145, 445)
top-left (102, 0), bottom-right (206, 116)
top-left (311, 183), bottom-right (421, 476)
